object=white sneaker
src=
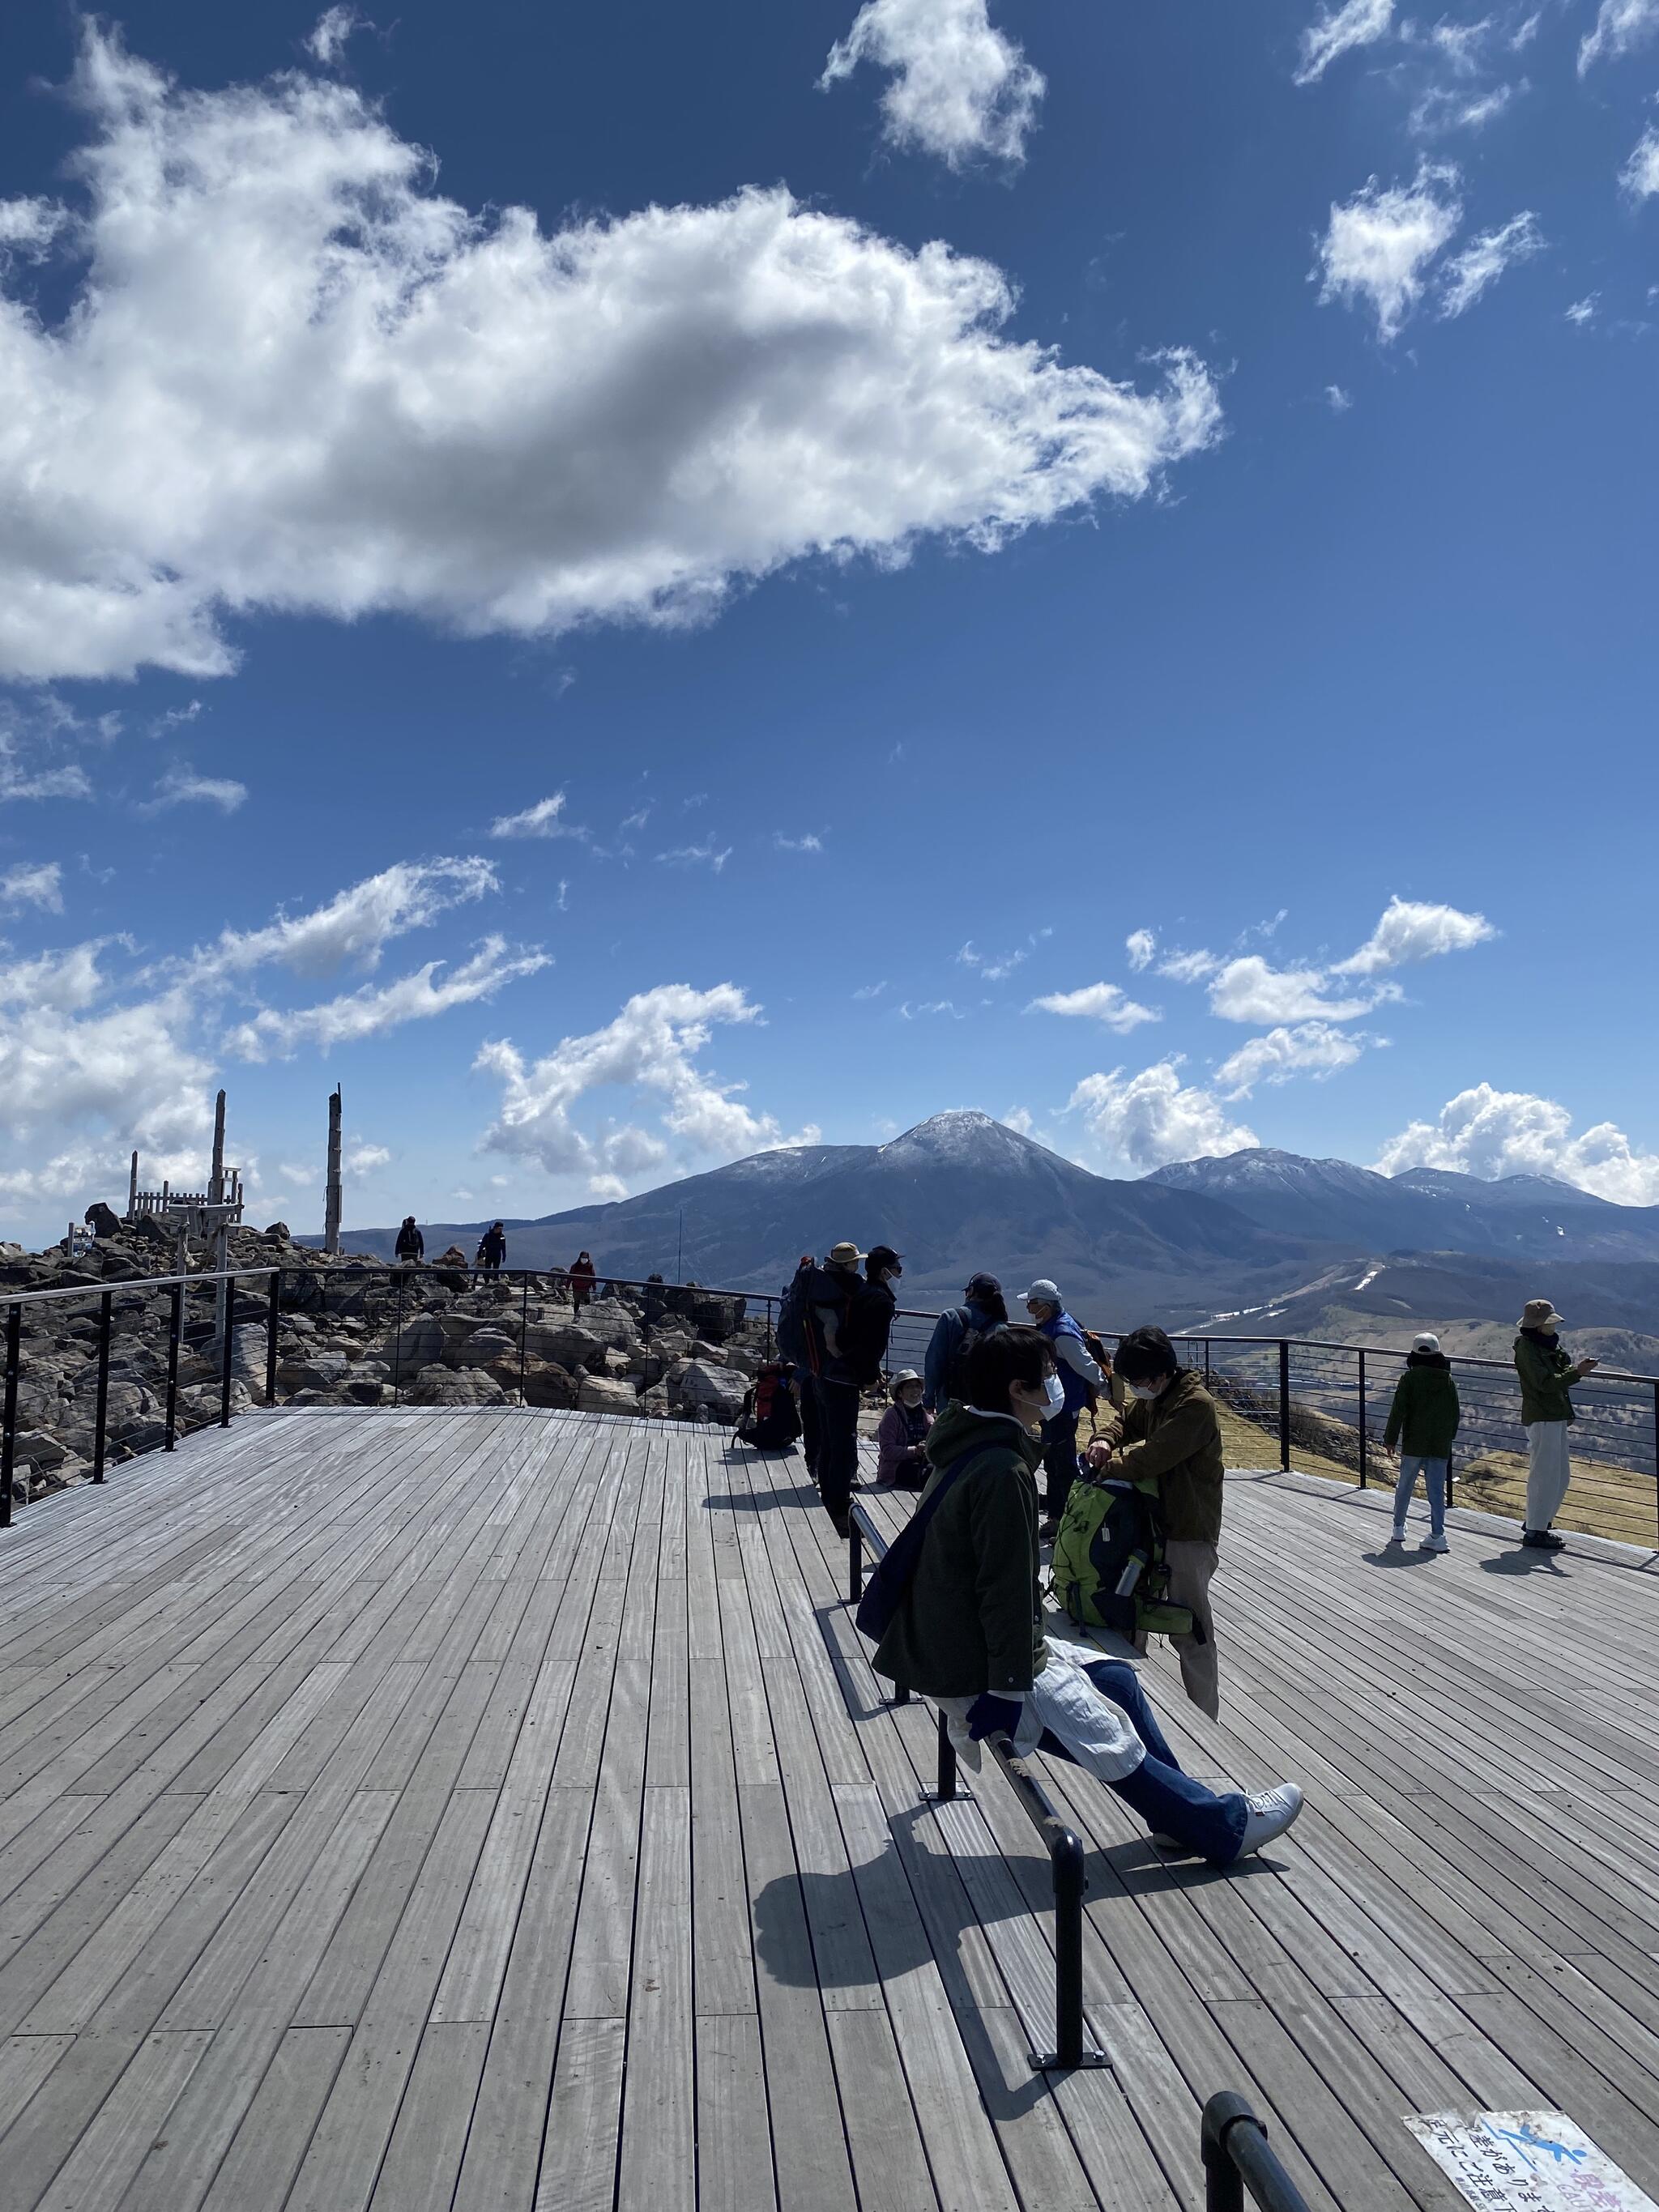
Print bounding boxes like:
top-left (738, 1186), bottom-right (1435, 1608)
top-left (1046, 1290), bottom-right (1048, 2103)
top-left (1422, 1531), bottom-right (1449, 1554)
top-left (1237, 1783), bottom-right (1304, 1859)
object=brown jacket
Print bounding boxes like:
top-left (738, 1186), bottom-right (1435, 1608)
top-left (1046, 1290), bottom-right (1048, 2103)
top-left (1099, 1368), bottom-right (1225, 1545)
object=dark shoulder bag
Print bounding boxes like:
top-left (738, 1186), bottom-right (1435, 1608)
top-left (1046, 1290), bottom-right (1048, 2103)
top-left (855, 1448), bottom-right (987, 1641)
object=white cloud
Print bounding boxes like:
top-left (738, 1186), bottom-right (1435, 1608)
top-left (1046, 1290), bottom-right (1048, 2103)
top-left (1376, 1082), bottom-right (1659, 1204)
top-left (224, 936), bottom-right (549, 1059)
top-left (1411, 82), bottom-right (1520, 134)
top-left (898, 999), bottom-right (964, 1019)
top-left (1213, 1021), bottom-right (1376, 1099)
top-left (820, 0), bottom-right (1045, 167)
top-left (656, 841), bottom-right (731, 874)
top-left (1580, 0), bottom-right (1659, 72)
top-left (1565, 293), bottom-right (1601, 325)
top-left (1158, 947), bottom-right (1221, 983)
top-left (1438, 211), bottom-right (1543, 317)
top-left (143, 764), bottom-right (249, 813)
top-left (305, 6), bottom-right (371, 66)
top-left (853, 979), bottom-right (888, 1000)
top-left (491, 793), bottom-right (586, 840)
top-left (346, 1140), bottom-right (391, 1174)
top-left (187, 858), bottom-right (497, 982)
top-left (1332, 893), bottom-right (1496, 975)
top-left (1325, 383), bottom-right (1354, 412)
top-left (276, 1161), bottom-right (318, 1187)
top-left (0, 28), bottom-right (1218, 684)
top-left (1004, 1105), bottom-right (1034, 1136)
top-left (1028, 982), bottom-right (1162, 1032)
top-left (1623, 126), bottom-right (1659, 199)
top-left (1294, 0), bottom-right (1396, 84)
top-left (1124, 927), bottom-right (1156, 971)
top-left (0, 860), bottom-right (63, 913)
top-left (478, 982), bottom-right (817, 1189)
top-left (1316, 164), bottom-right (1463, 341)
top-left (774, 833), bottom-right (823, 853)
top-left (1066, 1060), bottom-right (1258, 1173)
top-left (1206, 955), bottom-right (1384, 1025)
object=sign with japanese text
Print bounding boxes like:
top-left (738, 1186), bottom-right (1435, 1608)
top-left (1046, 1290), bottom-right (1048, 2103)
top-left (1405, 2112), bottom-right (1657, 2211)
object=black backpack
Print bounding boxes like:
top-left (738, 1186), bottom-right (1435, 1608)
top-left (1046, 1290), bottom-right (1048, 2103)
top-left (776, 1272), bottom-right (813, 1368)
top-left (944, 1307), bottom-right (996, 1404)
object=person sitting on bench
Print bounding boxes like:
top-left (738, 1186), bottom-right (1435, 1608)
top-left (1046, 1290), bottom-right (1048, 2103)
top-left (871, 1324), bottom-right (1303, 1865)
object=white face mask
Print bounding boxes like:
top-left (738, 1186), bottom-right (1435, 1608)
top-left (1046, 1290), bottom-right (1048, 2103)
top-left (1041, 1372), bottom-right (1066, 1415)
top-left (1128, 1380), bottom-right (1161, 1402)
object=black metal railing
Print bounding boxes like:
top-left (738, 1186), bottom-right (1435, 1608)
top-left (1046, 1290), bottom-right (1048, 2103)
top-left (847, 1498), bottom-right (1108, 2073)
top-left (5, 1258), bottom-right (1658, 1549)
top-left (1201, 2093), bottom-right (1312, 2211)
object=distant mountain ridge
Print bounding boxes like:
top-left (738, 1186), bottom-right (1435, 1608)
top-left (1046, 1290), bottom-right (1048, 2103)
top-left (334, 1114), bottom-right (1659, 1338)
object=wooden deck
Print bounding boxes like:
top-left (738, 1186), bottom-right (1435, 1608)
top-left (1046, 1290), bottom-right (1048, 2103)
top-left (2, 1411), bottom-right (1659, 2212)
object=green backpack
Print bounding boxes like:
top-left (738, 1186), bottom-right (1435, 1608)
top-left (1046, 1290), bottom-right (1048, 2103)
top-left (1050, 1472), bottom-right (1200, 1642)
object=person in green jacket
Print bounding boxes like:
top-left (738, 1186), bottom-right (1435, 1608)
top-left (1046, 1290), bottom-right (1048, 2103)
top-left (871, 1324), bottom-right (1304, 1865)
top-left (1514, 1297), bottom-right (1599, 1551)
top-left (1382, 1332), bottom-right (1460, 1552)
top-left (1085, 1326), bottom-right (1226, 1719)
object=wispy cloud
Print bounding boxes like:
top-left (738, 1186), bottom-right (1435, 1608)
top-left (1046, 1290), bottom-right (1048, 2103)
top-left (491, 792), bottom-right (590, 841)
top-left (1125, 927), bottom-right (1156, 970)
top-left (305, 6), bottom-right (373, 66)
top-left (1324, 385), bottom-right (1354, 412)
top-left (774, 832), bottom-right (824, 853)
top-left (656, 841), bottom-right (731, 874)
top-left (1294, 0), bottom-right (1394, 86)
top-left (0, 860), bottom-right (63, 913)
top-left (1565, 294), bottom-right (1600, 326)
top-left (1029, 982), bottom-right (1161, 1031)
top-left (144, 765), bottom-right (248, 813)
top-left (958, 927), bottom-right (1051, 983)
top-left (1438, 211), bottom-right (1543, 318)
top-left (898, 998), bottom-right (964, 1020)
top-left (853, 979), bottom-right (888, 1000)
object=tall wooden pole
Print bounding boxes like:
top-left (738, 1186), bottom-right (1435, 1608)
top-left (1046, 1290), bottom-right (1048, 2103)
top-left (324, 1086), bottom-right (343, 1256)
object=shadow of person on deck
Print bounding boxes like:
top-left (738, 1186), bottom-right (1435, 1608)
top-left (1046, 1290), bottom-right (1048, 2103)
top-left (701, 1483), bottom-right (821, 1513)
top-left (1479, 1548), bottom-right (1570, 1576)
top-left (1359, 1545), bottom-right (1443, 1569)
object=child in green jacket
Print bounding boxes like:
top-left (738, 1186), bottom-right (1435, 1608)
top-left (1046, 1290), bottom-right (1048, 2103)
top-left (1383, 1333), bottom-right (1460, 1551)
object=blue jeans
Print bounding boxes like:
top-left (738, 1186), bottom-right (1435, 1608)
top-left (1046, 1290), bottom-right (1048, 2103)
top-left (1038, 1657), bottom-right (1249, 1865)
top-left (1393, 1455), bottom-right (1447, 1536)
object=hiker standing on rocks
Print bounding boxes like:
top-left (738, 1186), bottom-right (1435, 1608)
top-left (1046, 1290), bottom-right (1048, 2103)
top-left (476, 1221), bottom-right (506, 1275)
top-left (872, 1324), bottom-right (1303, 1865)
top-left (1086, 1325), bottom-right (1225, 1720)
top-left (923, 1272), bottom-right (1009, 1415)
top-left (1514, 1297), bottom-right (1598, 1551)
top-left (569, 1251), bottom-right (596, 1310)
top-left (1383, 1332), bottom-right (1459, 1552)
top-left (394, 1217), bottom-right (424, 1264)
top-left (1021, 1278), bottom-right (1107, 1541)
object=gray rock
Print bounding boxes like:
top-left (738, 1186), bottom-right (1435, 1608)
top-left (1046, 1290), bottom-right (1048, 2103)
top-left (12, 1428), bottom-right (66, 1471)
top-left (576, 1375), bottom-right (641, 1414)
top-left (524, 1321), bottom-right (604, 1371)
top-left (408, 1363), bottom-right (510, 1408)
top-left (675, 1361), bottom-right (748, 1422)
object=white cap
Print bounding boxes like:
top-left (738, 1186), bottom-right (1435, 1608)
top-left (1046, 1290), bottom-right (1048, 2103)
top-left (1412, 1332), bottom-right (1440, 1354)
top-left (1021, 1279), bottom-right (1060, 1306)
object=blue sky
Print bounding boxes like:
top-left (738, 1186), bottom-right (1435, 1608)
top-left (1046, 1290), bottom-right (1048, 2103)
top-left (2, 0), bottom-right (1657, 1243)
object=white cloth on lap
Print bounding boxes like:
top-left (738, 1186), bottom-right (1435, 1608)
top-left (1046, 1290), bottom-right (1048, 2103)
top-left (936, 1635), bottom-right (1145, 1780)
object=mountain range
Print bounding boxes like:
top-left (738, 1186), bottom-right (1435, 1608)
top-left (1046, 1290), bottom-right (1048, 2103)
top-left (335, 1114), bottom-right (1659, 1356)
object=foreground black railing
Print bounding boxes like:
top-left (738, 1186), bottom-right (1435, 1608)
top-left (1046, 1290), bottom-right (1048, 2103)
top-left (847, 1498), bottom-right (1108, 2073)
top-left (1201, 2093), bottom-right (1313, 2211)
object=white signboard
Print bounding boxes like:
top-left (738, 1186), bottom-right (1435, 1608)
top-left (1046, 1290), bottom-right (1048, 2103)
top-left (1406, 2111), bottom-right (1658, 2211)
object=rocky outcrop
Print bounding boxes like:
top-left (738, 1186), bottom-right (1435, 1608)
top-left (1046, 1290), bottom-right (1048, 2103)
top-left (2, 1212), bottom-right (785, 1508)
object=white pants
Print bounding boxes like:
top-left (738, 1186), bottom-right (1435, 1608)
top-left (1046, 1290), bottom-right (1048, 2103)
top-left (1525, 1421), bottom-right (1572, 1532)
top-left (936, 1638), bottom-right (1145, 1782)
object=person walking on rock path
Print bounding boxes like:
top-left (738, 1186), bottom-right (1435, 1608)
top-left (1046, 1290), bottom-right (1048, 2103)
top-left (872, 1324), bottom-right (1303, 1865)
top-left (1514, 1297), bottom-right (1599, 1551)
top-left (568, 1251), bottom-right (596, 1310)
top-left (1086, 1324), bottom-right (1226, 1720)
top-left (476, 1221), bottom-right (506, 1275)
top-left (1383, 1332), bottom-right (1459, 1552)
top-left (394, 1216), bottom-right (424, 1264)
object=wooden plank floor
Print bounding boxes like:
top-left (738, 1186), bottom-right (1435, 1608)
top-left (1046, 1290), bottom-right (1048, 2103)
top-left (2, 1413), bottom-right (1659, 2211)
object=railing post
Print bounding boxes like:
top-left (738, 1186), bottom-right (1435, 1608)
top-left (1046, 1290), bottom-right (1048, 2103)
top-left (1653, 1381), bottom-right (1659, 1546)
top-left (164, 1282), bottom-right (183, 1451)
top-left (1202, 2095), bottom-right (1250, 2212)
top-left (1277, 1341), bottom-right (1291, 1472)
top-left (93, 1289), bottom-right (113, 1482)
top-left (391, 1266), bottom-right (406, 1406)
top-left (519, 1271), bottom-right (531, 1406)
top-left (931, 1709), bottom-right (957, 1801)
top-left (1, 1302), bottom-right (19, 1528)
top-left (266, 1270), bottom-right (281, 1407)
top-left (1049, 1830), bottom-right (1086, 2070)
top-left (847, 1515), bottom-right (863, 1603)
top-left (1356, 1349), bottom-right (1367, 1489)
top-left (219, 1272), bottom-right (237, 1427)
